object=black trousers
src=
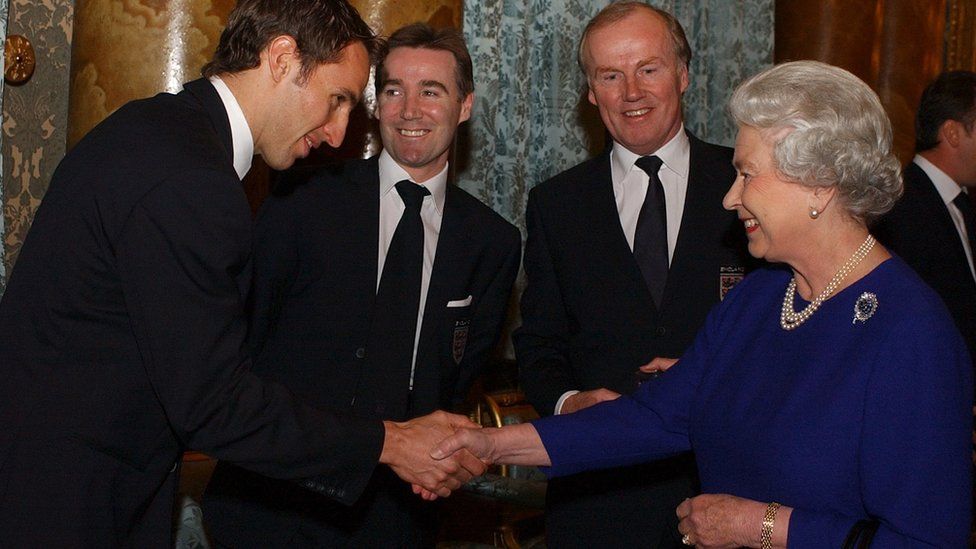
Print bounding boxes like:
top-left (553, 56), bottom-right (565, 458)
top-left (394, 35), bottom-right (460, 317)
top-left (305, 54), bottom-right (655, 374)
top-left (544, 454), bottom-right (698, 549)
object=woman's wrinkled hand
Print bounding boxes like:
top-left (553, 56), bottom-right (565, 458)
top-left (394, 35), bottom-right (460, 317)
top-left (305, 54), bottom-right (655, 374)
top-left (676, 494), bottom-right (766, 548)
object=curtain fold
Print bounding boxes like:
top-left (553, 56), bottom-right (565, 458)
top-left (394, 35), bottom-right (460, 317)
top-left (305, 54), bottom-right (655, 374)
top-left (460, 0), bottom-right (773, 231)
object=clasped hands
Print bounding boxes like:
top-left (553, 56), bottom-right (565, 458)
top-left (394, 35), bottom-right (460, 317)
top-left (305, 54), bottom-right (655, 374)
top-left (380, 410), bottom-right (489, 500)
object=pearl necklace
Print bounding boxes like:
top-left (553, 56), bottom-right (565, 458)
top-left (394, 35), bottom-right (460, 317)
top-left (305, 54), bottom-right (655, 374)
top-left (780, 234), bottom-right (876, 331)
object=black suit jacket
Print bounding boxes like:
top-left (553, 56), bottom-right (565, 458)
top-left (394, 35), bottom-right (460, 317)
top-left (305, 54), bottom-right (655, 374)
top-left (874, 162), bottom-right (976, 377)
top-left (515, 132), bottom-right (751, 547)
top-left (0, 79), bottom-right (384, 547)
top-left (204, 157), bottom-right (521, 546)
top-left (517, 133), bottom-right (750, 412)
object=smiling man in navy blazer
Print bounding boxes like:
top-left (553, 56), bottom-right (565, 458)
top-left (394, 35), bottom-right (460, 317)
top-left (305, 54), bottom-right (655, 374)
top-left (515, 3), bottom-right (752, 547)
top-left (203, 24), bottom-right (521, 547)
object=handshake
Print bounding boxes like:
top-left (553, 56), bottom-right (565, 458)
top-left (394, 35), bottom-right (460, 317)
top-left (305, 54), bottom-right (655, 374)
top-left (379, 410), bottom-right (547, 500)
top-left (378, 410), bottom-right (488, 500)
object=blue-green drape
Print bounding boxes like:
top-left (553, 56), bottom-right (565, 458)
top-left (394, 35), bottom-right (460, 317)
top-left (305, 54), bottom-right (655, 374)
top-left (459, 0), bottom-right (773, 230)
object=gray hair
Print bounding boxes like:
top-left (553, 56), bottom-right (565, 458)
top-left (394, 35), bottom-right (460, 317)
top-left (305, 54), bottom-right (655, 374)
top-left (729, 60), bottom-right (902, 224)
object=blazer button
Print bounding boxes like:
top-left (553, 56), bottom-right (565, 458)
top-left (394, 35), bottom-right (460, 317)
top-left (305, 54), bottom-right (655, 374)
top-left (355, 347), bottom-right (366, 359)
top-left (656, 326), bottom-right (668, 337)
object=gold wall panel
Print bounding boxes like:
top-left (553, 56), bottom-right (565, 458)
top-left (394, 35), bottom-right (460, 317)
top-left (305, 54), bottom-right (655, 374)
top-left (946, 0), bottom-right (976, 71)
top-left (354, 0), bottom-right (460, 34)
top-left (68, 0), bottom-right (236, 149)
top-left (776, 0), bottom-right (946, 164)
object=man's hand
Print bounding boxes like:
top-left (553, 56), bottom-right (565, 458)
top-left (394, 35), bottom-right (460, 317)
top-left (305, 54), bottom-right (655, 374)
top-left (639, 356), bottom-right (678, 374)
top-left (561, 388), bottom-right (620, 414)
top-left (379, 410), bottom-right (487, 499)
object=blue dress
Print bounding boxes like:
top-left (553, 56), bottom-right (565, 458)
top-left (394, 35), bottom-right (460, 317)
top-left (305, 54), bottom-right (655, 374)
top-left (533, 258), bottom-right (972, 547)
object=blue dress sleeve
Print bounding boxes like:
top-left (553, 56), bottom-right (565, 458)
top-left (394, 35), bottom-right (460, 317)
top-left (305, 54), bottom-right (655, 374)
top-left (532, 269), bottom-right (746, 477)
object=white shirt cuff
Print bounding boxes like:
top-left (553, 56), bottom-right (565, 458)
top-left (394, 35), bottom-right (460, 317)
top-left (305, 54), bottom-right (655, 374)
top-left (554, 390), bottom-right (580, 415)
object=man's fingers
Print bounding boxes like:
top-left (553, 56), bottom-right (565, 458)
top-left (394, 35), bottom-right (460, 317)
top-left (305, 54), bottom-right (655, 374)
top-left (455, 448), bottom-right (488, 476)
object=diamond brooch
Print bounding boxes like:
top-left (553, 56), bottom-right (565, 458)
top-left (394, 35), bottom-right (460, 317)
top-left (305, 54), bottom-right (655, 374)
top-left (853, 292), bottom-right (878, 324)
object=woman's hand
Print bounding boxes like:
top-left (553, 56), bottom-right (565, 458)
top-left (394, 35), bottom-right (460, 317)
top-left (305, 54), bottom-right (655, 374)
top-left (676, 494), bottom-right (790, 548)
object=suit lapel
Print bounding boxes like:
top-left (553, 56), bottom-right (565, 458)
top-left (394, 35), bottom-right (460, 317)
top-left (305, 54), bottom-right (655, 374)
top-left (662, 134), bottom-right (729, 308)
top-left (584, 151), bottom-right (660, 312)
top-left (409, 185), bottom-right (474, 408)
top-left (909, 163), bottom-right (975, 283)
top-left (416, 186), bottom-right (471, 360)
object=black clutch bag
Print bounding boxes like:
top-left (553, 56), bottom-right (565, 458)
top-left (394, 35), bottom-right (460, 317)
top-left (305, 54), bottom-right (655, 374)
top-left (841, 519), bottom-right (879, 549)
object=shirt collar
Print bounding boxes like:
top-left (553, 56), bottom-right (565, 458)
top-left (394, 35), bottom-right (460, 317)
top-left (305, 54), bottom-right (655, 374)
top-left (208, 76), bottom-right (253, 180)
top-left (914, 154), bottom-right (964, 206)
top-left (377, 149), bottom-right (447, 214)
top-left (611, 125), bottom-right (690, 181)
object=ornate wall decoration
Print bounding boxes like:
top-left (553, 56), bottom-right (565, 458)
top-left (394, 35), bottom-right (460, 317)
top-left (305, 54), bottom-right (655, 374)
top-left (0, 0), bottom-right (8, 293)
top-left (1, 0), bottom-right (73, 288)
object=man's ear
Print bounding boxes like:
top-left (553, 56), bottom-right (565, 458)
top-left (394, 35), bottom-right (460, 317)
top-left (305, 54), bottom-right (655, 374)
top-left (459, 93), bottom-right (474, 124)
top-left (265, 35), bottom-right (300, 84)
top-left (940, 119), bottom-right (965, 148)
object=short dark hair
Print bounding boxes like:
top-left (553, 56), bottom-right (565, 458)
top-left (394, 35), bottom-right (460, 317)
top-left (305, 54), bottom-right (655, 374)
top-left (202, 0), bottom-right (378, 84)
top-left (375, 23), bottom-right (474, 99)
top-left (916, 70), bottom-right (976, 152)
top-left (578, 1), bottom-right (691, 75)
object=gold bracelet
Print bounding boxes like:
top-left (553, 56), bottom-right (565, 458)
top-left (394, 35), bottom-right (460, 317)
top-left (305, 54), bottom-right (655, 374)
top-left (761, 501), bottom-right (780, 549)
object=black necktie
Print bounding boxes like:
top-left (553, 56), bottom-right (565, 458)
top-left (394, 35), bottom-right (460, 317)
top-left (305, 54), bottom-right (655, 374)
top-left (377, 180), bottom-right (429, 334)
top-left (953, 191), bottom-right (976, 272)
top-left (633, 156), bottom-right (669, 307)
top-left (366, 180), bottom-right (429, 416)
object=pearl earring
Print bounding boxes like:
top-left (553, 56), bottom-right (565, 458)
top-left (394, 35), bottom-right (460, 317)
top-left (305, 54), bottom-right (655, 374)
top-left (809, 208), bottom-right (820, 219)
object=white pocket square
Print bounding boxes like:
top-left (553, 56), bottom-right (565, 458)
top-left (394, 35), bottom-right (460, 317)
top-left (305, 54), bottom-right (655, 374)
top-left (447, 295), bottom-right (473, 308)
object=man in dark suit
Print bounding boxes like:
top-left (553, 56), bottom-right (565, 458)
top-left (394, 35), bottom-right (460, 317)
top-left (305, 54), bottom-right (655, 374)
top-left (874, 70), bottom-right (976, 461)
top-left (875, 71), bottom-right (976, 372)
top-left (515, 3), bottom-right (751, 547)
top-left (0, 3), bottom-right (484, 546)
top-left (203, 24), bottom-right (521, 547)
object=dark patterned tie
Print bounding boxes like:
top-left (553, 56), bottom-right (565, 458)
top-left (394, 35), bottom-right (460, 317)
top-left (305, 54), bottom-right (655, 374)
top-left (633, 155), bottom-right (669, 307)
top-left (952, 190), bottom-right (976, 273)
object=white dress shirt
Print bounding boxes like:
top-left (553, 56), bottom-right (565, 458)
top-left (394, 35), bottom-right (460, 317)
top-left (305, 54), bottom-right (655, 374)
top-left (914, 155), bottom-right (976, 282)
top-left (555, 128), bottom-right (692, 414)
top-left (207, 76), bottom-right (253, 180)
top-left (611, 127), bottom-right (691, 262)
top-left (376, 150), bottom-right (448, 389)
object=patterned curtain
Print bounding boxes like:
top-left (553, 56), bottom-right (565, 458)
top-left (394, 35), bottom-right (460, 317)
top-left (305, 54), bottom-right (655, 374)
top-left (0, 0), bottom-right (8, 295)
top-left (459, 0), bottom-right (774, 230)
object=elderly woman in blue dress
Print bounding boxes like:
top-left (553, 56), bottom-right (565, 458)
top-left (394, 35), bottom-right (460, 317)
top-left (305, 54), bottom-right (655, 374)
top-left (431, 61), bottom-right (973, 548)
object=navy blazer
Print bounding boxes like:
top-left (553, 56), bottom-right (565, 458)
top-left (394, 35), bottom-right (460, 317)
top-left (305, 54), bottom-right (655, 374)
top-left (516, 132), bottom-right (752, 415)
top-left (203, 157), bottom-right (521, 546)
top-left (0, 80), bottom-right (384, 547)
top-left (875, 161), bottom-right (976, 379)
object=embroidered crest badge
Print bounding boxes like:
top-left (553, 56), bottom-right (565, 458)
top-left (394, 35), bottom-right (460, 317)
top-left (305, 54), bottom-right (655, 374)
top-left (719, 266), bottom-right (745, 300)
top-left (452, 319), bottom-right (470, 364)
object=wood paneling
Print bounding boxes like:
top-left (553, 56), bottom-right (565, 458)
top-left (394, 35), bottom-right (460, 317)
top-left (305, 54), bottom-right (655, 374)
top-left (775, 0), bottom-right (946, 163)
